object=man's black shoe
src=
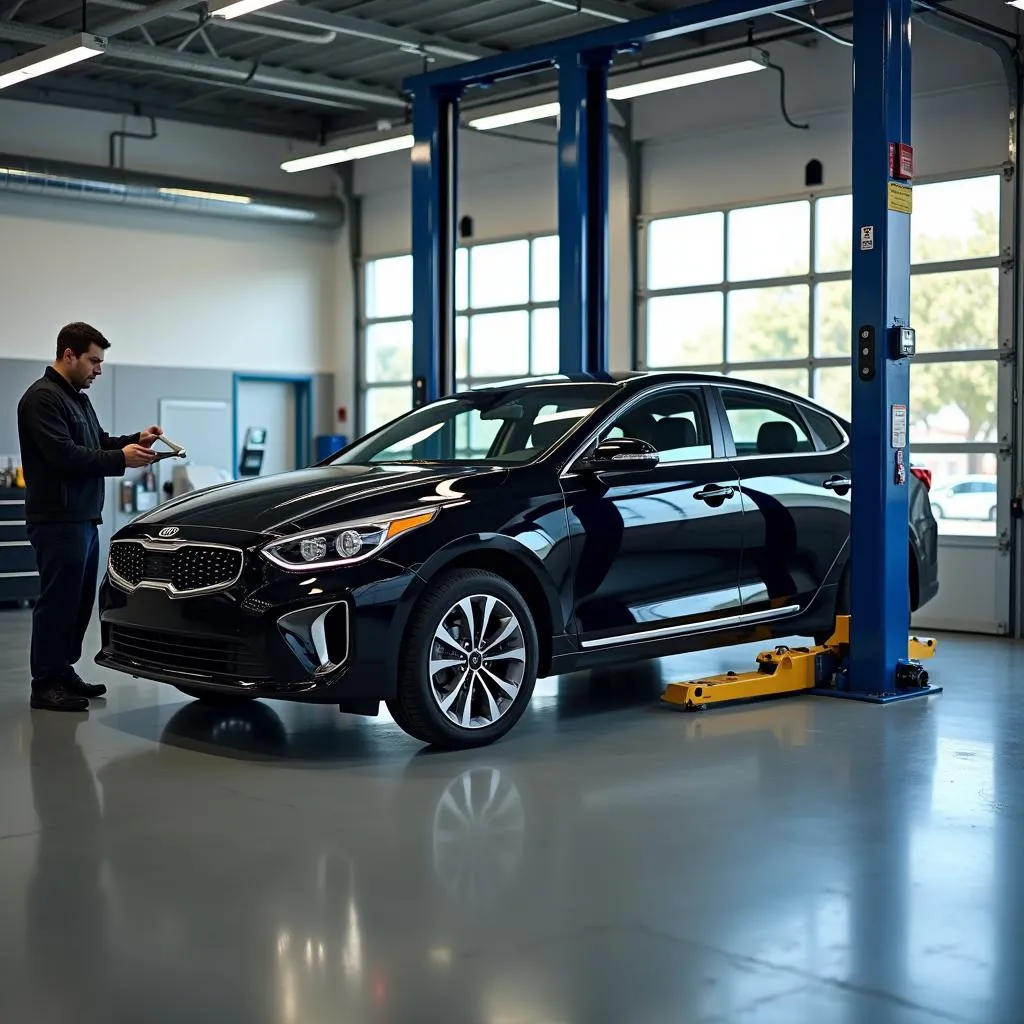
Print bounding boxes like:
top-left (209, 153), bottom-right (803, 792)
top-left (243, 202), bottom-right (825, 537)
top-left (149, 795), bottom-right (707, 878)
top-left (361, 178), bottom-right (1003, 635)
top-left (30, 689), bottom-right (89, 712)
top-left (65, 674), bottom-right (107, 699)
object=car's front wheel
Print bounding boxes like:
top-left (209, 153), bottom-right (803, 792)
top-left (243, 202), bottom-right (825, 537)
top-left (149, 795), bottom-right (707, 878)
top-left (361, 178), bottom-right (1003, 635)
top-left (388, 569), bottom-right (539, 749)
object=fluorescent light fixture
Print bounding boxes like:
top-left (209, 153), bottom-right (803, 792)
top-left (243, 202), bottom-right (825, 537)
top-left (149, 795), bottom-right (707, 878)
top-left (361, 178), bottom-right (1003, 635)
top-left (158, 187), bottom-right (253, 205)
top-left (209, 0), bottom-right (285, 19)
top-left (0, 33), bottom-right (105, 91)
top-left (281, 133), bottom-right (414, 173)
top-left (467, 101), bottom-right (561, 131)
top-left (607, 48), bottom-right (769, 100)
top-left (467, 48), bottom-right (769, 131)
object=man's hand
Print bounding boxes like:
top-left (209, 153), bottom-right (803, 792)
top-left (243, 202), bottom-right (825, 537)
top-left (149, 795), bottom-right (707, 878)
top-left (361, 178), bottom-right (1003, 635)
top-left (123, 444), bottom-right (158, 469)
top-left (139, 425), bottom-right (163, 448)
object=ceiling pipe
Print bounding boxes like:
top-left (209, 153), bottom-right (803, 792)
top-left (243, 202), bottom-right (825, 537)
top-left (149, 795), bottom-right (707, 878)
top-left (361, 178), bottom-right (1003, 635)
top-left (0, 20), bottom-right (406, 107)
top-left (89, 0), bottom-right (337, 45)
top-left (0, 152), bottom-right (344, 227)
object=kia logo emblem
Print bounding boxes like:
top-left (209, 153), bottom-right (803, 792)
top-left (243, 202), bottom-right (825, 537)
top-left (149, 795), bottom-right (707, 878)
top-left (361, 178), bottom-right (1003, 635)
top-left (158, 527), bottom-right (180, 539)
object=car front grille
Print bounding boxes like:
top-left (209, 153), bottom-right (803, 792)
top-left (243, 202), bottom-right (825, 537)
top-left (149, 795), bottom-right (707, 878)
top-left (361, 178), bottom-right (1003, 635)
top-left (107, 624), bottom-right (270, 681)
top-left (109, 541), bottom-right (243, 596)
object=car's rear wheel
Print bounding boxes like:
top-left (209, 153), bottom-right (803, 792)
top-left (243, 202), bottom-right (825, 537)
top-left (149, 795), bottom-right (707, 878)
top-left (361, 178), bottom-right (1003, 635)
top-left (388, 569), bottom-right (539, 749)
top-left (174, 685), bottom-right (257, 705)
top-left (988, 505), bottom-right (997, 522)
top-left (931, 503), bottom-right (945, 519)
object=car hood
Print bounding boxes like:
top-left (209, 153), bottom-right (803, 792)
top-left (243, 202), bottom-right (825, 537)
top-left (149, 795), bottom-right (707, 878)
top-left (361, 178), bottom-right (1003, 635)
top-left (128, 463), bottom-right (509, 536)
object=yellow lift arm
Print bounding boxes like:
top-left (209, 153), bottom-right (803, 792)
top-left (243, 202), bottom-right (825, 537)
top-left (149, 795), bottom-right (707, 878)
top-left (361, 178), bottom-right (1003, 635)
top-left (662, 615), bottom-right (937, 712)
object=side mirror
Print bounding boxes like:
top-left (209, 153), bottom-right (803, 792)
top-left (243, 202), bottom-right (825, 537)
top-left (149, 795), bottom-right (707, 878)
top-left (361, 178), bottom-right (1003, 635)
top-left (582, 437), bottom-right (660, 472)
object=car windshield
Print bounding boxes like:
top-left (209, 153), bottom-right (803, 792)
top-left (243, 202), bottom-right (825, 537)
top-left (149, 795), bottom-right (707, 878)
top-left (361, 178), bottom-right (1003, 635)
top-left (331, 382), bottom-right (618, 466)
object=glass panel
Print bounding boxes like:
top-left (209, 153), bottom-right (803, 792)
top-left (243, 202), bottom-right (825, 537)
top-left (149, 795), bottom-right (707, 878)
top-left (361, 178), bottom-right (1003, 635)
top-left (920, 453), bottom-right (999, 538)
top-left (602, 387), bottom-right (714, 462)
top-left (911, 268), bottom-right (998, 353)
top-left (815, 194), bottom-right (852, 273)
top-left (456, 315), bottom-right (468, 379)
top-left (532, 235), bottom-right (559, 302)
top-left (646, 292), bottom-right (724, 368)
top-left (910, 359), bottom-right (998, 444)
top-left (364, 255), bottom-right (413, 319)
top-left (720, 388), bottom-right (815, 454)
top-left (469, 310), bottom-right (530, 378)
top-left (531, 308), bottom-right (559, 375)
top-left (815, 280), bottom-right (852, 357)
top-left (363, 386), bottom-right (412, 434)
top-left (470, 239), bottom-right (530, 309)
top-left (647, 211), bottom-right (725, 290)
top-left (727, 200), bottom-right (810, 281)
top-left (364, 320), bottom-right (412, 383)
top-left (727, 367), bottom-right (809, 397)
top-left (911, 175), bottom-right (1000, 264)
top-left (456, 247), bottom-right (469, 311)
top-left (814, 366), bottom-right (851, 419)
top-left (727, 284), bottom-right (810, 362)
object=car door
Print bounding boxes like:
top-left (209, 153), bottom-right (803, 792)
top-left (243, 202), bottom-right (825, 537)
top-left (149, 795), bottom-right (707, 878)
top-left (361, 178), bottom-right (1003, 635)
top-left (559, 384), bottom-right (745, 648)
top-left (712, 384), bottom-right (851, 617)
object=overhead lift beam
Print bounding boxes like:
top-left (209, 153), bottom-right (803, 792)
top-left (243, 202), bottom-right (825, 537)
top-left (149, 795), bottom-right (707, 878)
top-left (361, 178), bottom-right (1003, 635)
top-left (404, 0), bottom-right (940, 703)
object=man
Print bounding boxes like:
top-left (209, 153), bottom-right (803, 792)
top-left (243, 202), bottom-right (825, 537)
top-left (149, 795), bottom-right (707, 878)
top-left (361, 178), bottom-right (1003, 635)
top-left (17, 322), bottom-right (162, 712)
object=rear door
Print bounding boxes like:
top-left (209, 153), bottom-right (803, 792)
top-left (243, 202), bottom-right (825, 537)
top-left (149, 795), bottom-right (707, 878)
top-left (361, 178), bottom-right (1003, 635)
top-left (560, 384), bottom-right (746, 648)
top-left (711, 385), bottom-right (851, 616)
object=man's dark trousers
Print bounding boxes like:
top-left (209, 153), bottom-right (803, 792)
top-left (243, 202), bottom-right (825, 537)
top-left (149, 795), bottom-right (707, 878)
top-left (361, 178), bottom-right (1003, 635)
top-left (26, 522), bottom-right (100, 694)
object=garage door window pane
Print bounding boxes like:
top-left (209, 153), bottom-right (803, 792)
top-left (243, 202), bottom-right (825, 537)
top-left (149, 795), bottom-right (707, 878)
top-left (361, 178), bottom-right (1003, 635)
top-left (470, 239), bottom-right (530, 309)
top-left (456, 247), bottom-right (469, 311)
top-left (815, 281), bottom-right (852, 356)
top-left (727, 367), bottom-right (809, 397)
top-left (912, 176), bottom-right (1000, 265)
top-left (647, 211), bottom-right (724, 290)
top-left (911, 268), bottom-right (998, 353)
top-left (456, 315), bottom-right (468, 379)
top-left (814, 366), bottom-right (851, 420)
top-left (910, 359), bottom-right (998, 444)
top-left (531, 308), bottom-right (559, 375)
top-left (727, 284), bottom-right (810, 362)
top-left (364, 386), bottom-right (412, 433)
top-left (925, 455), bottom-right (999, 536)
top-left (727, 201), bottom-right (810, 281)
top-left (365, 321), bottom-right (412, 383)
top-left (815, 194), bottom-right (852, 273)
top-left (532, 235), bottom-right (559, 302)
top-left (470, 310), bottom-right (530, 378)
top-left (646, 293), bottom-right (723, 368)
top-left (365, 255), bottom-right (413, 319)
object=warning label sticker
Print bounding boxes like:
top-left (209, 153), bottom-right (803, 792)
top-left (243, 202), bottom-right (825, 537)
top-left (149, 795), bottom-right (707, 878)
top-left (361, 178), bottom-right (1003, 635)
top-left (891, 404), bottom-right (907, 449)
top-left (887, 182), bottom-right (913, 214)
top-left (860, 226), bottom-right (874, 250)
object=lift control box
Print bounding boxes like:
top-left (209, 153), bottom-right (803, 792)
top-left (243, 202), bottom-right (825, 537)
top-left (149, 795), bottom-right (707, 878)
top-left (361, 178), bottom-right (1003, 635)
top-left (890, 325), bottom-right (916, 359)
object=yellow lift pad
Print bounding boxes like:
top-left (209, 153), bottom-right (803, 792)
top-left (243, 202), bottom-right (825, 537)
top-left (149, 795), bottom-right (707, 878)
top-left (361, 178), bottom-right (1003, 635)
top-left (662, 615), bottom-right (936, 712)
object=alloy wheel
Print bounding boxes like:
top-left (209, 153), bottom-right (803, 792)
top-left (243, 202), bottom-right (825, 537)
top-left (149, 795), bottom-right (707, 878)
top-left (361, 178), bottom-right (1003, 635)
top-left (428, 593), bottom-right (527, 729)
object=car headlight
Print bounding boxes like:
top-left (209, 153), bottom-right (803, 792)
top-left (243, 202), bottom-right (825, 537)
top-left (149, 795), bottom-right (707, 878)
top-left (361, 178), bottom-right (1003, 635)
top-left (261, 508), bottom-right (438, 570)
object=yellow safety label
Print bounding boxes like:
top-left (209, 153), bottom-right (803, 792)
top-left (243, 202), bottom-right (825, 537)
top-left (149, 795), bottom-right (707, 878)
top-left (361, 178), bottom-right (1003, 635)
top-left (887, 182), bottom-right (913, 214)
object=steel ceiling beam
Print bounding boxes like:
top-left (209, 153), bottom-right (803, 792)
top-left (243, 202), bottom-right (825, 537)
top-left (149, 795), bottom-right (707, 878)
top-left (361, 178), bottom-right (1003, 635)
top-left (0, 19), bottom-right (406, 107)
top-left (260, 3), bottom-right (495, 61)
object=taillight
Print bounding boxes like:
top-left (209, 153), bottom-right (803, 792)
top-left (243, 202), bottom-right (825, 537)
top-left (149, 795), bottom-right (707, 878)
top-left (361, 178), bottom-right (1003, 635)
top-left (910, 466), bottom-right (932, 490)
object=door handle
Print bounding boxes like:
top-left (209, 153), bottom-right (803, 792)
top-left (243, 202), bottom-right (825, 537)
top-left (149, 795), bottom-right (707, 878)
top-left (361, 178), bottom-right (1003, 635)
top-left (823, 476), bottom-right (852, 493)
top-left (695, 484), bottom-right (736, 504)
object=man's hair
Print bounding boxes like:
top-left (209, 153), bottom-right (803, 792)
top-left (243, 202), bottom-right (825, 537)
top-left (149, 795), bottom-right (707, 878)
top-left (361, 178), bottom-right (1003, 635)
top-left (56, 322), bottom-right (111, 360)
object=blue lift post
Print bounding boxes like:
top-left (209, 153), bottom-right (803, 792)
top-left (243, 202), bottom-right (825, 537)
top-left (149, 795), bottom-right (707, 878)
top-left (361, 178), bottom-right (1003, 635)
top-left (403, 0), bottom-right (938, 703)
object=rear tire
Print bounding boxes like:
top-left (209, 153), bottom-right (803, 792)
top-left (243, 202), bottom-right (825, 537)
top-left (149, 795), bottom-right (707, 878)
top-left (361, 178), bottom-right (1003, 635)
top-left (389, 568), bottom-right (539, 749)
top-left (931, 503), bottom-right (944, 519)
top-left (814, 560), bottom-right (912, 644)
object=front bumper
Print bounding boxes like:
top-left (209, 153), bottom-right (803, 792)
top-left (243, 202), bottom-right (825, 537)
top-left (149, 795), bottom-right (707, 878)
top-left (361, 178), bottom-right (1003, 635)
top-left (96, 543), bottom-right (419, 704)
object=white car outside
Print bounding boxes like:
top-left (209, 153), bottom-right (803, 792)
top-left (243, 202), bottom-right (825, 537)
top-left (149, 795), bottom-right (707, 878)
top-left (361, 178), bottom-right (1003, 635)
top-left (929, 474), bottom-right (998, 521)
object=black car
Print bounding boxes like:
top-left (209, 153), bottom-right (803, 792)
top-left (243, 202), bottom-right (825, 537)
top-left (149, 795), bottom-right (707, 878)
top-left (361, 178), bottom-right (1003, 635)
top-left (96, 372), bottom-right (939, 748)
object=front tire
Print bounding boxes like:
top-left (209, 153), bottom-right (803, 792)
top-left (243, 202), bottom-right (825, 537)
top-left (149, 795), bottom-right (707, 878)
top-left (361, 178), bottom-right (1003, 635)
top-left (388, 569), bottom-right (539, 749)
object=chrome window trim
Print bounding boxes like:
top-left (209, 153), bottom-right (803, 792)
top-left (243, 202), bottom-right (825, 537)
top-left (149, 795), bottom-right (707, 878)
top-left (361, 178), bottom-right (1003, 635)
top-left (559, 380), bottom-right (848, 479)
top-left (108, 538), bottom-right (244, 600)
top-left (580, 603), bottom-right (801, 649)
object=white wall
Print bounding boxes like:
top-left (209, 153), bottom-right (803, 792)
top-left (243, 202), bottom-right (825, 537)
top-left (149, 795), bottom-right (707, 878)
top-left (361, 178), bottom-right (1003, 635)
top-left (0, 195), bottom-right (340, 375)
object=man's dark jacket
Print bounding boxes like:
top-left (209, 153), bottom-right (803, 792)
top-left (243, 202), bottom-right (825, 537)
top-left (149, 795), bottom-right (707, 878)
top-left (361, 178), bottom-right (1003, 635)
top-left (17, 366), bottom-right (140, 524)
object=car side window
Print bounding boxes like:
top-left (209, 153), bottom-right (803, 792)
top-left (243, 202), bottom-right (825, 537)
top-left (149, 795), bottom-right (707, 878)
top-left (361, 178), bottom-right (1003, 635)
top-left (601, 388), bottom-right (714, 462)
top-left (720, 390), bottom-right (815, 456)
top-left (801, 407), bottom-right (845, 451)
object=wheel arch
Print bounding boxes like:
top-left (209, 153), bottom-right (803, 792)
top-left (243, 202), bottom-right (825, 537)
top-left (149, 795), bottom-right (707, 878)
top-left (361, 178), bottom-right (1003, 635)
top-left (389, 537), bottom-right (563, 679)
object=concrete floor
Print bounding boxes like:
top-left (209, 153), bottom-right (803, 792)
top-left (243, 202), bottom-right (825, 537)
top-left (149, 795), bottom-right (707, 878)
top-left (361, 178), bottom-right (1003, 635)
top-left (0, 608), bottom-right (1020, 1024)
